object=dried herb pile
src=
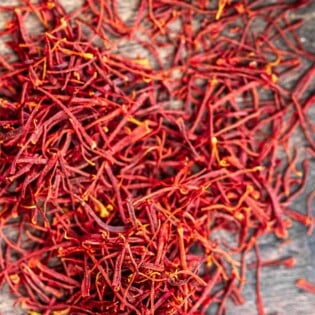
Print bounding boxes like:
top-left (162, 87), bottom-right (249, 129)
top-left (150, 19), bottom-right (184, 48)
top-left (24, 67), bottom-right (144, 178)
top-left (0, 0), bottom-right (314, 314)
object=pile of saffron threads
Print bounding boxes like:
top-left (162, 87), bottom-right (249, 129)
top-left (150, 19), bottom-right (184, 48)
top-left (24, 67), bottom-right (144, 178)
top-left (0, 0), bottom-right (314, 314)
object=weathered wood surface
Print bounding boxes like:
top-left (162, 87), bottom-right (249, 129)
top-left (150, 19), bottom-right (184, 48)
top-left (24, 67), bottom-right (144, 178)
top-left (0, 1), bottom-right (314, 314)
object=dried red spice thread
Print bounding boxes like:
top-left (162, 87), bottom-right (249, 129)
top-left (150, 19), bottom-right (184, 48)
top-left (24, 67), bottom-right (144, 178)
top-left (0, 0), bottom-right (314, 314)
top-left (248, 257), bottom-right (296, 269)
top-left (296, 279), bottom-right (315, 295)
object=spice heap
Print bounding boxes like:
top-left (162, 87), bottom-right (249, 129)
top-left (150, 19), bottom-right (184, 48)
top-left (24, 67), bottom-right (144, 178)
top-left (0, 0), bottom-right (314, 314)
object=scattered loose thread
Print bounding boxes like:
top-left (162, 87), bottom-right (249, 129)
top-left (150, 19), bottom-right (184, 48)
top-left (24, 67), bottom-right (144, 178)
top-left (296, 278), bottom-right (315, 295)
top-left (0, 0), bottom-right (314, 314)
